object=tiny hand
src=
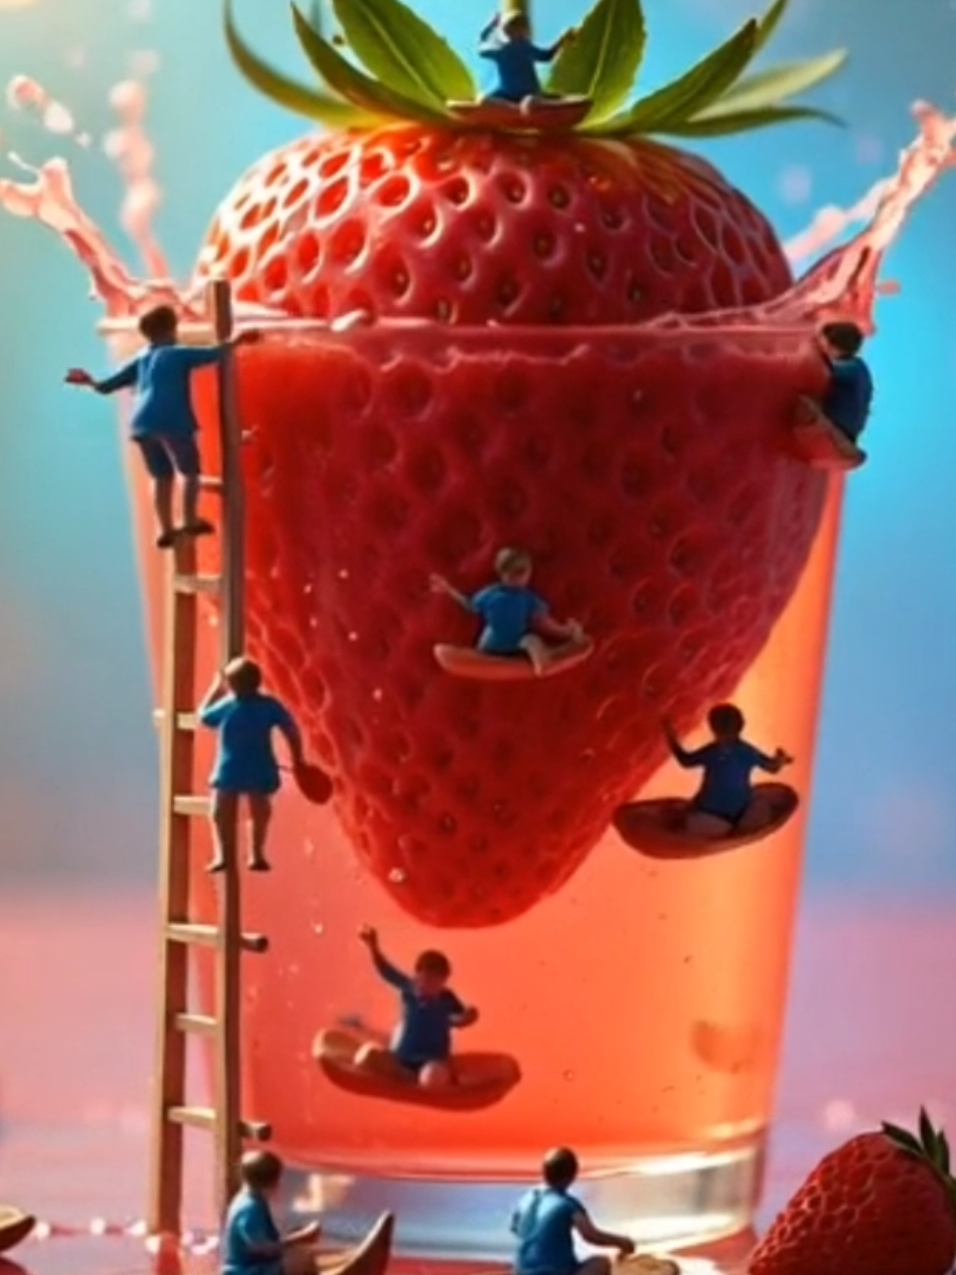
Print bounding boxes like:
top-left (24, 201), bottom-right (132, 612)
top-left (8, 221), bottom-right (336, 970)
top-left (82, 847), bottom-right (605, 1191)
top-left (429, 573), bottom-right (449, 595)
top-left (616, 1239), bottom-right (636, 1258)
top-left (65, 368), bottom-right (93, 386)
top-left (358, 924), bottom-right (378, 947)
top-left (463, 1005), bottom-right (480, 1024)
top-left (566, 619), bottom-right (584, 641)
top-left (776, 748), bottom-right (795, 766)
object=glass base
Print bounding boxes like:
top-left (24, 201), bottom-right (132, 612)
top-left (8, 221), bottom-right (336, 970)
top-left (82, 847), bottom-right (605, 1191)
top-left (282, 1139), bottom-right (765, 1261)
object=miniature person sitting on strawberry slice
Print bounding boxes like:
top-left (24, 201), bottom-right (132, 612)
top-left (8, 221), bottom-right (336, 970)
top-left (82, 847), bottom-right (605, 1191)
top-left (430, 547), bottom-right (587, 675)
top-left (662, 704), bottom-right (794, 839)
top-left (355, 926), bottom-right (492, 1091)
top-left (478, 12), bottom-right (577, 108)
top-left (198, 656), bottom-right (309, 873)
top-left (511, 1147), bottom-right (639, 1275)
top-left (65, 303), bottom-right (259, 549)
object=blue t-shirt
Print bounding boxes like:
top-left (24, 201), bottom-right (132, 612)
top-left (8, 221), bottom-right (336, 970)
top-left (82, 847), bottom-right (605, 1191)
top-left (469, 584), bottom-right (547, 654)
top-left (221, 1189), bottom-right (280, 1275)
top-left (821, 355), bottom-right (873, 442)
top-left (479, 35), bottom-right (555, 102)
top-left (511, 1187), bottom-right (585, 1275)
top-left (200, 692), bottom-right (299, 795)
top-left (100, 343), bottom-right (227, 438)
top-left (371, 951), bottom-right (466, 1069)
top-left (670, 738), bottom-right (778, 821)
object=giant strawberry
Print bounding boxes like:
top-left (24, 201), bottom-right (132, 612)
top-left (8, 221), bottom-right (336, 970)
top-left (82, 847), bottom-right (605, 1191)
top-left (191, 0), bottom-right (846, 927)
top-left (749, 1110), bottom-right (956, 1275)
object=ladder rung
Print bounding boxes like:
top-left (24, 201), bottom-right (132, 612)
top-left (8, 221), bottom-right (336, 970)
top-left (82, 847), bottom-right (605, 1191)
top-left (173, 574), bottom-right (221, 596)
top-left (167, 1105), bottom-right (272, 1141)
top-left (173, 794), bottom-right (211, 818)
top-left (175, 1012), bottom-right (217, 1035)
top-left (200, 476), bottom-right (224, 493)
top-left (152, 708), bottom-right (199, 732)
top-left (165, 922), bottom-right (269, 954)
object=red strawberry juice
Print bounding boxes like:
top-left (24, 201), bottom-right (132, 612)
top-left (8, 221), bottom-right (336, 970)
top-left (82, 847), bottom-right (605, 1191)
top-left (3, 79), bottom-right (954, 1254)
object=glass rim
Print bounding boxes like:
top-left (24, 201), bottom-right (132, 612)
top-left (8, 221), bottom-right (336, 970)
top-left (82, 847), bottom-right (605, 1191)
top-left (97, 313), bottom-right (815, 345)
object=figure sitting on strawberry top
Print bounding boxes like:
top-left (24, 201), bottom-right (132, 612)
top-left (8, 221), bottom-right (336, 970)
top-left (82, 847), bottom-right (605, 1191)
top-left (431, 548), bottom-right (592, 681)
top-left (478, 11), bottom-right (577, 109)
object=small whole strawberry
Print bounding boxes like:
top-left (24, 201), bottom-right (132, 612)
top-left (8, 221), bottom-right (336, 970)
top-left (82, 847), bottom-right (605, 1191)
top-left (749, 1110), bottom-right (956, 1275)
top-left (189, 0), bottom-right (847, 926)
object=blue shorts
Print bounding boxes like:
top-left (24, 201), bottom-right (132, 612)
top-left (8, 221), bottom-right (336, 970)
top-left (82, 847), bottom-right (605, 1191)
top-left (134, 434), bottom-right (201, 479)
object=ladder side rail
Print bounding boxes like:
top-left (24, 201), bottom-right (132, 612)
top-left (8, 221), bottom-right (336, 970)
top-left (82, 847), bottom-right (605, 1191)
top-left (209, 277), bottom-right (247, 1221)
top-left (148, 535), bottom-right (200, 1238)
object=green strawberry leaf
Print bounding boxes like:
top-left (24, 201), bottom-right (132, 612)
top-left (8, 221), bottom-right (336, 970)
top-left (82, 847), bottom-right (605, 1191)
top-left (330, 0), bottom-right (475, 110)
top-left (590, 19), bottom-right (759, 136)
top-left (660, 103), bottom-right (841, 137)
top-left (881, 1121), bottom-right (926, 1157)
top-left (224, 0), bottom-right (374, 128)
top-left (697, 51), bottom-right (847, 117)
top-left (291, 4), bottom-right (449, 123)
top-left (919, 1108), bottom-right (940, 1157)
top-left (545, 0), bottom-right (647, 125)
top-left (752, 0), bottom-right (788, 56)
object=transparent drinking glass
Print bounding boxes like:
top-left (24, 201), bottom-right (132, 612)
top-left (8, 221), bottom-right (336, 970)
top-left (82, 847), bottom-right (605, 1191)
top-left (104, 315), bottom-right (840, 1259)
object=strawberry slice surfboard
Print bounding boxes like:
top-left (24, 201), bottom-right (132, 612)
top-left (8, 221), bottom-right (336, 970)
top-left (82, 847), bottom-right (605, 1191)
top-left (185, 0), bottom-right (848, 927)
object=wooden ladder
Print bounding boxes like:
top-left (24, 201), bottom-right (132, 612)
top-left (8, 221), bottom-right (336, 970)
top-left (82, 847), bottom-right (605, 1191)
top-left (148, 279), bottom-right (271, 1239)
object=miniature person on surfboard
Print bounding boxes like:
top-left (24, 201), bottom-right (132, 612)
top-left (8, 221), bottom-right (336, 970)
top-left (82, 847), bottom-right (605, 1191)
top-left (198, 656), bottom-right (309, 873)
top-left (353, 926), bottom-right (501, 1092)
top-left (221, 1151), bottom-right (321, 1275)
top-left (795, 320), bottom-right (873, 462)
top-left (478, 11), bottom-right (577, 107)
top-left (65, 304), bottom-right (260, 549)
top-left (662, 704), bottom-right (794, 839)
top-left (430, 547), bottom-right (588, 676)
top-left (511, 1147), bottom-right (640, 1275)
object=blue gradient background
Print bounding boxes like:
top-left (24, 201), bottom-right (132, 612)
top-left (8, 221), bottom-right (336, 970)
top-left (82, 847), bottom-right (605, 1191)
top-left (0, 0), bottom-right (953, 889)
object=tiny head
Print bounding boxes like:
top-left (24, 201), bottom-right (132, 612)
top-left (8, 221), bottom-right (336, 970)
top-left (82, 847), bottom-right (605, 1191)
top-left (240, 1149), bottom-right (284, 1195)
top-left (707, 702), bottom-right (745, 740)
top-left (820, 320), bottom-right (864, 359)
top-left (495, 546), bottom-right (533, 585)
top-left (502, 12), bottom-right (530, 38)
top-left (542, 1146), bottom-right (579, 1189)
top-left (224, 655), bottom-right (263, 699)
top-left (138, 303), bottom-right (178, 344)
top-left (413, 948), bottom-right (451, 996)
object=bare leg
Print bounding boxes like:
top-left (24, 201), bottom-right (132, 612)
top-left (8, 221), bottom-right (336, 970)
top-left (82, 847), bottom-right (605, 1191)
top-left (247, 793), bottom-right (273, 871)
top-left (181, 473), bottom-right (200, 527)
top-left (418, 1060), bottom-right (454, 1090)
top-left (353, 1044), bottom-right (412, 1081)
top-left (519, 633), bottom-right (552, 675)
top-left (684, 810), bottom-right (734, 840)
top-left (208, 790), bottom-right (239, 872)
top-left (153, 475), bottom-right (175, 541)
top-left (736, 792), bottom-right (773, 833)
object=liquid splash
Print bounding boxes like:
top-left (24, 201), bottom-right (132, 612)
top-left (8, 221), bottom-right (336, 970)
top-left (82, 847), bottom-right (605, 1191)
top-left (0, 72), bottom-right (954, 336)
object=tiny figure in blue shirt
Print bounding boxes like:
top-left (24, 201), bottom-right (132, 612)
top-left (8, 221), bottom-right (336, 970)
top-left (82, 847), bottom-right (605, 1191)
top-left (65, 303), bottom-right (259, 549)
top-left (431, 547), bottom-right (586, 675)
top-left (796, 320), bottom-right (873, 460)
top-left (478, 12), bottom-right (577, 107)
top-left (354, 925), bottom-right (480, 1091)
top-left (198, 656), bottom-right (305, 874)
top-left (662, 704), bottom-right (793, 839)
top-left (511, 1147), bottom-right (635, 1275)
top-left (221, 1150), bottom-right (321, 1275)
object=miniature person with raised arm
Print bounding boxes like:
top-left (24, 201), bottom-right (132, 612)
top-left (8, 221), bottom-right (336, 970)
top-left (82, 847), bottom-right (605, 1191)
top-left (511, 1147), bottom-right (636, 1275)
top-left (221, 1150), bottom-right (321, 1275)
top-left (478, 11), bottom-right (576, 107)
top-left (65, 303), bottom-right (259, 548)
top-left (431, 547), bottom-right (586, 675)
top-left (662, 704), bottom-right (794, 838)
top-left (353, 925), bottom-right (480, 1090)
top-left (198, 656), bottom-right (305, 873)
